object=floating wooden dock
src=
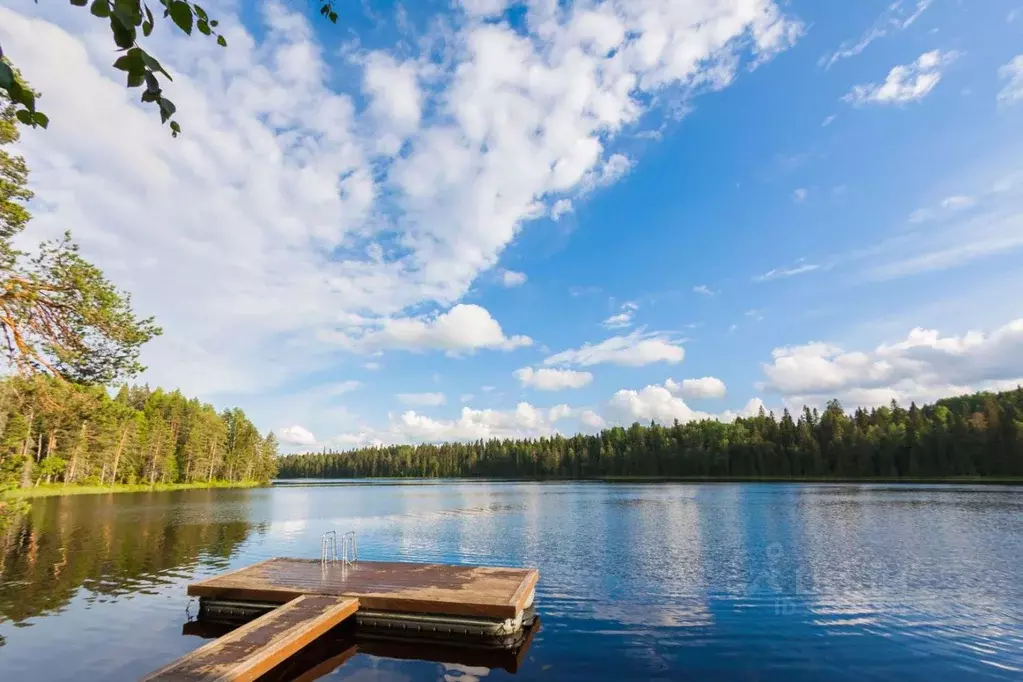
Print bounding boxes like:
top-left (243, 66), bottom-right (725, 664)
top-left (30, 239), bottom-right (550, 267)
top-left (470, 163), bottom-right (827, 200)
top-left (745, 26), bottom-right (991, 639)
top-left (143, 595), bottom-right (359, 681)
top-left (144, 557), bottom-right (539, 681)
top-left (188, 558), bottom-right (539, 621)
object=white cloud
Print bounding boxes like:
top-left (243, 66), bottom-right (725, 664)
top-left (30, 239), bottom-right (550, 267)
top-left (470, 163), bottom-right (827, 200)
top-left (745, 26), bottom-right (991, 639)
top-left (364, 361), bottom-right (382, 370)
top-left (460, 393), bottom-right (474, 403)
top-left (602, 301), bottom-right (637, 329)
top-left (0, 0), bottom-right (802, 426)
top-left (514, 367), bottom-right (593, 391)
top-left (579, 409), bottom-right (606, 430)
top-left (551, 199), bottom-right (574, 220)
top-left (397, 392), bottom-right (447, 406)
top-left (322, 304), bottom-right (532, 354)
top-left (793, 187), bottom-right (808, 202)
top-left (693, 285), bottom-right (717, 297)
top-left (997, 55), bottom-right (1023, 104)
top-left (821, 115), bottom-right (836, 127)
top-left (761, 318), bottom-right (1023, 407)
top-left (844, 50), bottom-right (957, 106)
top-left (278, 425), bottom-right (317, 446)
top-left (821, 0), bottom-right (934, 69)
top-left (867, 176), bottom-right (1023, 280)
top-left (665, 376), bottom-right (727, 399)
top-left (323, 380), bottom-right (363, 395)
top-left (606, 384), bottom-right (760, 425)
top-left (358, 402), bottom-right (578, 444)
top-left (755, 260), bottom-right (820, 281)
top-left (544, 330), bottom-right (685, 367)
top-left (905, 193), bottom-right (977, 227)
top-left (501, 270), bottom-right (527, 287)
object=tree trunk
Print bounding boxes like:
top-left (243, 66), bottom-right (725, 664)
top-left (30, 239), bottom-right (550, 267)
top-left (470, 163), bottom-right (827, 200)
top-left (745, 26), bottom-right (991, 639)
top-left (65, 422), bottom-right (87, 486)
top-left (36, 431), bottom-right (43, 463)
top-left (18, 408), bottom-right (34, 488)
top-left (207, 441), bottom-right (218, 482)
top-left (110, 425), bottom-right (128, 485)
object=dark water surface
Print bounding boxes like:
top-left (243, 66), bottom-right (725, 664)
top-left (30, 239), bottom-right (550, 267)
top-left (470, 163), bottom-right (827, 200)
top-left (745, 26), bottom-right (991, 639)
top-left (1, 482), bottom-right (1021, 681)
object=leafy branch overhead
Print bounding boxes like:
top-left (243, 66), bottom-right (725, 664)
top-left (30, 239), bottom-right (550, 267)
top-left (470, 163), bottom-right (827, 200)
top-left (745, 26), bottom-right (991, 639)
top-left (1, 0), bottom-right (342, 136)
top-left (2, 0), bottom-right (230, 136)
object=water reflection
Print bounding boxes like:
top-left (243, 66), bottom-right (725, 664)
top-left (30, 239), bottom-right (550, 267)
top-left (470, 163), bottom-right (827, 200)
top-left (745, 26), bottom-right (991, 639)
top-left (0, 482), bottom-right (1021, 681)
top-left (0, 490), bottom-right (262, 626)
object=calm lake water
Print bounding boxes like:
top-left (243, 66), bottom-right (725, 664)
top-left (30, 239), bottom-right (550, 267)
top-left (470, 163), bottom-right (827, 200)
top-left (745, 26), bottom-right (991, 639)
top-left (1, 482), bottom-right (1021, 681)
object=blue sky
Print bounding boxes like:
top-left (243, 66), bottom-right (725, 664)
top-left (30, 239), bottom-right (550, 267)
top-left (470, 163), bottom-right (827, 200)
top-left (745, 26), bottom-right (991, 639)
top-left (2, 0), bottom-right (1022, 449)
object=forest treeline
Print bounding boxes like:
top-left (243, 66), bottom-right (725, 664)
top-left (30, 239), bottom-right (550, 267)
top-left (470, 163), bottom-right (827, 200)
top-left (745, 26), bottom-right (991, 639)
top-left (278, 388), bottom-right (1023, 480)
top-left (0, 376), bottom-right (278, 489)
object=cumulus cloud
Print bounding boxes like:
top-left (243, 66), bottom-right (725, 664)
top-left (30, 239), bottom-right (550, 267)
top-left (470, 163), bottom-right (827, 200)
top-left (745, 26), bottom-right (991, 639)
top-left (665, 376), bottom-right (727, 399)
top-left (514, 367), bottom-right (593, 391)
top-left (501, 270), bottom-right (527, 287)
top-left (396, 392), bottom-right (447, 406)
top-left (821, 0), bottom-right (934, 69)
top-left (0, 0), bottom-right (802, 427)
top-left (607, 385), bottom-right (761, 425)
top-left (793, 187), bottom-right (808, 202)
top-left (279, 425), bottom-right (317, 446)
top-left (602, 301), bottom-right (638, 329)
top-left (693, 285), bottom-right (717, 297)
top-left (760, 318), bottom-right (1023, 407)
top-left (844, 50), bottom-right (957, 106)
top-left (322, 304), bottom-right (532, 354)
top-left (551, 199), bottom-right (574, 220)
top-left (998, 55), bottom-right (1023, 104)
top-left (344, 402), bottom-right (579, 444)
top-left (544, 330), bottom-right (685, 367)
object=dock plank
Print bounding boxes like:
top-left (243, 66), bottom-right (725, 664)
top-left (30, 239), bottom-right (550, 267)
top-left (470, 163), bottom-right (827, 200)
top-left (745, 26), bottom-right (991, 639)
top-left (142, 595), bottom-right (359, 682)
top-left (188, 559), bottom-right (536, 620)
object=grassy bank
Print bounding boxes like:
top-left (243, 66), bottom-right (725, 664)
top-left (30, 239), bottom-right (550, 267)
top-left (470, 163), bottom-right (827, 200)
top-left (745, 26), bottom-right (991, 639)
top-left (2, 480), bottom-right (266, 500)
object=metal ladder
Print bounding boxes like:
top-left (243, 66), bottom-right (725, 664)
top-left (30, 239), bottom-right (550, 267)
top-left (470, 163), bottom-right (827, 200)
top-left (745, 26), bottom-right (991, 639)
top-left (321, 530), bottom-right (357, 566)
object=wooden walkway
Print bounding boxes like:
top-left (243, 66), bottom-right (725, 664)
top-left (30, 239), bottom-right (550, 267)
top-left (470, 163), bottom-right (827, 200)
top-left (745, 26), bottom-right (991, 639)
top-left (142, 595), bottom-right (359, 682)
top-left (188, 558), bottom-right (539, 620)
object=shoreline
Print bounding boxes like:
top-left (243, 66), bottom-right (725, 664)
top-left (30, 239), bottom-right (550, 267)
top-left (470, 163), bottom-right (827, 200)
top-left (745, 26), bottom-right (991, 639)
top-left (272, 476), bottom-right (1023, 485)
top-left (2, 480), bottom-right (266, 500)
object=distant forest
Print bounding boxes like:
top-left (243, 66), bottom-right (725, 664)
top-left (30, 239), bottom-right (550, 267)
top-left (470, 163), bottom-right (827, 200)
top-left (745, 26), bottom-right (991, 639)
top-left (0, 377), bottom-right (278, 489)
top-left (278, 388), bottom-right (1023, 480)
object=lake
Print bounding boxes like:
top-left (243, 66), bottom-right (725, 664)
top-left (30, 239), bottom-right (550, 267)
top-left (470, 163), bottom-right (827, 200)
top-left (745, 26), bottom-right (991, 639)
top-left (1, 482), bottom-right (1021, 681)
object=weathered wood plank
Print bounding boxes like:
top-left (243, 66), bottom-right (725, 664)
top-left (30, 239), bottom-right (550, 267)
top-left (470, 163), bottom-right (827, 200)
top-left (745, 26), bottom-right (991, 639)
top-left (142, 595), bottom-right (359, 682)
top-left (187, 559), bottom-right (536, 620)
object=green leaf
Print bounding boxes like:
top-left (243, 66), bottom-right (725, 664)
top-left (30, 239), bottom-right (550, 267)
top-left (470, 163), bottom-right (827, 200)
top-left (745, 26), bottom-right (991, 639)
top-left (138, 49), bottom-right (171, 79)
top-left (140, 89), bottom-right (159, 103)
top-left (328, 10), bottom-right (338, 23)
top-left (216, 34), bottom-right (227, 47)
top-left (196, 18), bottom-right (210, 35)
top-left (209, 18), bottom-right (217, 27)
top-left (126, 69), bottom-right (145, 87)
top-left (90, 0), bottom-right (110, 17)
top-left (192, 3), bottom-right (206, 21)
top-left (109, 16), bottom-right (135, 49)
top-left (113, 0), bottom-right (142, 24)
top-left (320, 4), bottom-right (329, 16)
top-left (142, 20), bottom-right (153, 36)
top-left (70, 0), bottom-right (88, 6)
top-left (112, 49), bottom-right (142, 72)
top-left (170, 121), bottom-right (181, 136)
top-left (0, 61), bottom-right (14, 89)
top-left (15, 109), bottom-right (33, 125)
top-left (168, 1), bottom-right (193, 35)
top-left (157, 97), bottom-right (176, 123)
top-left (33, 112), bottom-right (49, 129)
